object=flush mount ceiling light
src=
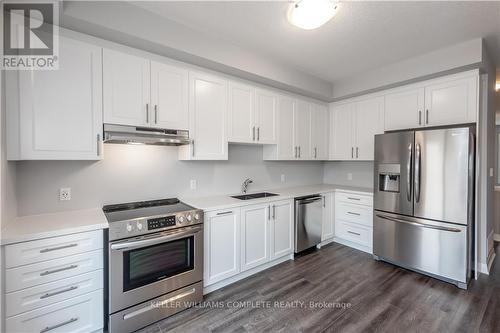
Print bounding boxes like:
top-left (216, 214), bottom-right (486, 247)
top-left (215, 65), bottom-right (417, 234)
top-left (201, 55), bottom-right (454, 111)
top-left (287, 0), bottom-right (339, 30)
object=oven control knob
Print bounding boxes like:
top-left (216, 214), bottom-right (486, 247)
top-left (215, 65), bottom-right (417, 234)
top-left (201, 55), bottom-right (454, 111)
top-left (126, 223), bottom-right (133, 232)
top-left (186, 214), bottom-right (192, 222)
top-left (136, 222), bottom-right (143, 230)
top-left (194, 213), bottom-right (200, 220)
top-left (178, 216), bottom-right (185, 224)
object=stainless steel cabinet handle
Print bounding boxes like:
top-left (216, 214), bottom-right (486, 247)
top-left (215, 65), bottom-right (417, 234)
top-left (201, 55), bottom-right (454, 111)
top-left (268, 205), bottom-right (271, 220)
top-left (323, 196), bottom-right (326, 207)
top-left (314, 147), bottom-right (317, 159)
top-left (347, 231), bottom-right (361, 236)
top-left (356, 147), bottom-right (359, 158)
top-left (253, 126), bottom-right (256, 141)
top-left (146, 103), bottom-right (149, 123)
top-left (273, 205), bottom-right (276, 219)
top-left (376, 214), bottom-right (461, 232)
top-left (407, 144), bottom-right (412, 202)
top-left (40, 265), bottom-right (78, 276)
top-left (40, 286), bottom-right (78, 299)
top-left (96, 134), bottom-right (101, 156)
top-left (351, 147), bottom-right (354, 159)
top-left (347, 197), bottom-right (360, 201)
top-left (257, 127), bottom-right (260, 141)
top-left (347, 211), bottom-right (361, 216)
top-left (40, 317), bottom-right (79, 333)
top-left (154, 105), bottom-right (158, 124)
top-left (298, 146), bottom-right (301, 158)
top-left (419, 110), bottom-right (422, 125)
top-left (426, 109), bottom-right (429, 124)
top-left (216, 211), bottom-right (233, 216)
top-left (192, 140), bottom-right (195, 157)
top-left (40, 243), bottom-right (77, 253)
top-left (415, 143), bottom-right (421, 203)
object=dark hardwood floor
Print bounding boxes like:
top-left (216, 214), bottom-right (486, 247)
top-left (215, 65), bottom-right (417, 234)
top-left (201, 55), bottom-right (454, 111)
top-left (138, 242), bottom-right (500, 333)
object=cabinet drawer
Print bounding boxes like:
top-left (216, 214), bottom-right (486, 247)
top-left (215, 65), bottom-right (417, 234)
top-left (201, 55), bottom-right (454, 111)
top-left (335, 202), bottom-right (373, 227)
top-left (6, 250), bottom-right (103, 293)
top-left (6, 270), bottom-right (103, 317)
top-left (6, 230), bottom-right (103, 268)
top-left (335, 220), bottom-right (372, 248)
top-left (6, 289), bottom-right (103, 333)
top-left (336, 192), bottom-right (373, 207)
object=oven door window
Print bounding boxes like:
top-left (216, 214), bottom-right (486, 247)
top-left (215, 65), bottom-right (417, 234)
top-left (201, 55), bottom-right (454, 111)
top-left (123, 236), bottom-right (194, 292)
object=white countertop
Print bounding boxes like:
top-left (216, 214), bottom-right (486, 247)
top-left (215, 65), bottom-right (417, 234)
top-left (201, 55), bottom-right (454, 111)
top-left (1, 208), bottom-right (108, 246)
top-left (181, 184), bottom-right (373, 211)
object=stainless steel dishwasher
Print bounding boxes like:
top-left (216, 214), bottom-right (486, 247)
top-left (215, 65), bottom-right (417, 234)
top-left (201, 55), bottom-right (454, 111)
top-left (295, 194), bottom-right (323, 253)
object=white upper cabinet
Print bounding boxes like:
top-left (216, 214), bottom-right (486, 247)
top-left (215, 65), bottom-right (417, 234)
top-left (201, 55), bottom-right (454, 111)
top-left (103, 49), bottom-right (150, 127)
top-left (354, 97), bottom-right (384, 160)
top-left (150, 61), bottom-right (189, 130)
top-left (228, 82), bottom-right (255, 143)
top-left (330, 97), bottom-right (383, 161)
top-left (179, 71), bottom-right (228, 160)
top-left (384, 87), bottom-right (425, 131)
top-left (263, 95), bottom-right (295, 160)
top-left (255, 89), bottom-right (277, 144)
top-left (311, 104), bottom-right (329, 160)
top-left (424, 74), bottom-right (477, 126)
top-left (330, 103), bottom-right (355, 160)
top-left (240, 203), bottom-right (270, 272)
top-left (7, 36), bottom-right (103, 160)
top-left (294, 99), bottom-right (312, 160)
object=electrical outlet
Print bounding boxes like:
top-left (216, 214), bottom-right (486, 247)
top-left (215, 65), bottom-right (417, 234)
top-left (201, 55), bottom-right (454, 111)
top-left (59, 188), bottom-right (71, 201)
top-left (347, 173), bottom-right (353, 181)
top-left (280, 174), bottom-right (286, 183)
top-left (190, 179), bottom-right (197, 190)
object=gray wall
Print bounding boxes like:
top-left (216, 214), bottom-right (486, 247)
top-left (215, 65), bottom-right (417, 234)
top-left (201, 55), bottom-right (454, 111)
top-left (14, 144), bottom-right (324, 216)
top-left (323, 161), bottom-right (373, 188)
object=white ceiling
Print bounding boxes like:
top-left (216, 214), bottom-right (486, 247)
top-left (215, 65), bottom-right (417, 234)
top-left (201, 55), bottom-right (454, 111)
top-left (134, 1), bottom-right (500, 83)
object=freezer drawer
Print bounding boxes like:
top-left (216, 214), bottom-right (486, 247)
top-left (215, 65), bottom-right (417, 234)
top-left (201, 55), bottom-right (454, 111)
top-left (373, 211), bottom-right (468, 284)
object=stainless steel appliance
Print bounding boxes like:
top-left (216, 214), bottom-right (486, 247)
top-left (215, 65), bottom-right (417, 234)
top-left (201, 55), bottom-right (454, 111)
top-left (103, 124), bottom-right (191, 146)
top-left (103, 198), bottom-right (204, 333)
top-left (373, 126), bottom-right (475, 289)
top-left (295, 195), bottom-right (323, 253)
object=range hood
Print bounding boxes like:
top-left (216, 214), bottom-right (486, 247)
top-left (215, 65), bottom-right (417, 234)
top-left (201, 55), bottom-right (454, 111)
top-left (103, 124), bottom-right (191, 146)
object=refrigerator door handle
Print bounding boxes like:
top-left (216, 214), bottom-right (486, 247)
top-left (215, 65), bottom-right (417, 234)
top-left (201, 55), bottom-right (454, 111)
top-left (415, 143), bottom-right (421, 203)
top-left (375, 214), bottom-right (461, 233)
top-left (407, 144), bottom-right (412, 202)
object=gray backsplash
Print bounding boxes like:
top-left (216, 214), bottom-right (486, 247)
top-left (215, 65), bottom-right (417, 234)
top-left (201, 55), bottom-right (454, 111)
top-left (323, 161), bottom-right (374, 188)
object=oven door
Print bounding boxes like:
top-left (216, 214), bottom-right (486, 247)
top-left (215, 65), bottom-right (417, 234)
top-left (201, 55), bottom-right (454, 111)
top-left (109, 225), bottom-right (203, 313)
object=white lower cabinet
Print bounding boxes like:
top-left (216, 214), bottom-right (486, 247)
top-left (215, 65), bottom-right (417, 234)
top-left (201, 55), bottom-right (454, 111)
top-left (204, 209), bottom-right (241, 285)
top-left (270, 200), bottom-right (294, 259)
top-left (3, 230), bottom-right (104, 333)
top-left (241, 204), bottom-right (270, 271)
top-left (321, 192), bottom-right (334, 241)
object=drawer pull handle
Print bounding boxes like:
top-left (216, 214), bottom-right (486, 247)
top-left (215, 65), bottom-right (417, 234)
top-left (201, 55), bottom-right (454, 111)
top-left (347, 231), bottom-right (361, 236)
top-left (347, 212), bottom-right (361, 216)
top-left (347, 197), bottom-right (361, 201)
top-left (216, 211), bottom-right (233, 216)
top-left (40, 317), bottom-right (79, 333)
top-left (40, 265), bottom-right (78, 276)
top-left (40, 286), bottom-right (78, 299)
top-left (40, 243), bottom-right (78, 253)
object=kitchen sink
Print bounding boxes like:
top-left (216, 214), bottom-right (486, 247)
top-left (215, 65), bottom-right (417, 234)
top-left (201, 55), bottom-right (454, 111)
top-left (231, 192), bottom-right (279, 200)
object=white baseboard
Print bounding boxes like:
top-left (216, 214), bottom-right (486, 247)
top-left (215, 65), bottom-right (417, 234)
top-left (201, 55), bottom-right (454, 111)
top-left (333, 237), bottom-right (372, 254)
top-left (317, 238), bottom-right (334, 249)
top-left (203, 254), bottom-right (293, 295)
top-left (494, 233), bottom-right (500, 242)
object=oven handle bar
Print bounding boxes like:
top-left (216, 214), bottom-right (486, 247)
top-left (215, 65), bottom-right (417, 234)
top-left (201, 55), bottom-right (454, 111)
top-left (110, 225), bottom-right (202, 251)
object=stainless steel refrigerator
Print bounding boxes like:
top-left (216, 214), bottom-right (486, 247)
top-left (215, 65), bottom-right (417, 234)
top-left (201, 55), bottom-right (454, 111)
top-left (373, 126), bottom-right (475, 289)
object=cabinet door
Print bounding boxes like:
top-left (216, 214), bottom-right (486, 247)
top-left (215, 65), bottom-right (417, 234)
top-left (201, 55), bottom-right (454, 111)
top-left (424, 75), bottom-right (477, 126)
top-left (150, 61), bottom-right (188, 130)
top-left (354, 97), bottom-right (384, 160)
top-left (270, 200), bottom-right (293, 259)
top-left (255, 89), bottom-right (277, 144)
top-left (184, 71), bottom-right (228, 160)
top-left (103, 49), bottom-right (150, 126)
top-left (311, 104), bottom-right (329, 160)
top-left (384, 87), bottom-right (424, 131)
top-left (321, 193), bottom-right (334, 241)
top-left (205, 209), bottom-right (240, 285)
top-left (276, 95), bottom-right (296, 159)
top-left (329, 103), bottom-right (354, 160)
top-left (294, 100), bottom-right (312, 159)
top-left (241, 204), bottom-right (270, 271)
top-left (228, 82), bottom-right (255, 143)
top-left (12, 36), bottom-right (102, 160)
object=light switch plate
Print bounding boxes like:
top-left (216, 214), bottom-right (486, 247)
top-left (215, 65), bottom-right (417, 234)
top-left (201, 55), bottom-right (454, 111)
top-left (59, 188), bottom-right (71, 201)
top-left (280, 174), bottom-right (286, 183)
top-left (190, 179), bottom-right (197, 190)
top-left (347, 173), bottom-right (353, 181)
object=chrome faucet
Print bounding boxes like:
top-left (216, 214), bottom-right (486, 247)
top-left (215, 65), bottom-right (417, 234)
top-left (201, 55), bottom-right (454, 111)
top-left (241, 178), bottom-right (253, 194)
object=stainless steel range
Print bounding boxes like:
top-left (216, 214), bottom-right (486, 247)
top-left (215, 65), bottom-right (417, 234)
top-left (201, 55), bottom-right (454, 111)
top-left (103, 198), bottom-right (204, 333)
